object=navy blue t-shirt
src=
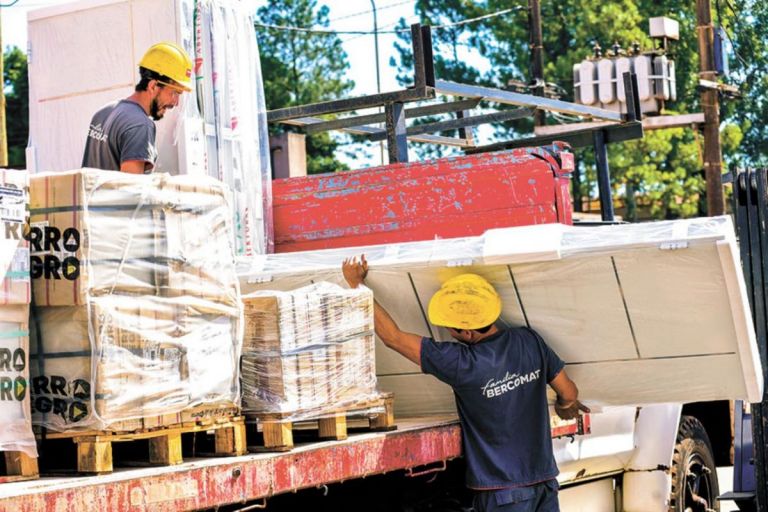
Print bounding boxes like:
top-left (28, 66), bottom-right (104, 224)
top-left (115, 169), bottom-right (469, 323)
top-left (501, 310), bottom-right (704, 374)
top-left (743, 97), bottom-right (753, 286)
top-left (420, 327), bottom-right (565, 489)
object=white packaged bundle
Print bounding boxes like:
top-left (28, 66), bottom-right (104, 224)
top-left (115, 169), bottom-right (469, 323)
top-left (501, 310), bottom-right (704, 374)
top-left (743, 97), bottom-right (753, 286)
top-left (241, 282), bottom-right (379, 420)
top-left (30, 169), bottom-right (243, 432)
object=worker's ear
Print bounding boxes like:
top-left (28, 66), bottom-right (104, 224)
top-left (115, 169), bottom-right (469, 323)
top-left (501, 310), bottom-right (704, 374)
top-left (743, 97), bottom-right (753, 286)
top-left (457, 329), bottom-right (473, 341)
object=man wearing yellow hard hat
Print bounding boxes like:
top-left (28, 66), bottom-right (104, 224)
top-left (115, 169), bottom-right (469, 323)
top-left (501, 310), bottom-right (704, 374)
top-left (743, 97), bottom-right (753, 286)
top-left (82, 42), bottom-right (193, 174)
top-left (343, 255), bottom-right (587, 512)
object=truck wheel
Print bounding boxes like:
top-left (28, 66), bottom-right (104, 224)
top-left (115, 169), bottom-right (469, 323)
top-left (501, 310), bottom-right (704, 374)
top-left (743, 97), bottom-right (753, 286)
top-left (669, 416), bottom-right (720, 512)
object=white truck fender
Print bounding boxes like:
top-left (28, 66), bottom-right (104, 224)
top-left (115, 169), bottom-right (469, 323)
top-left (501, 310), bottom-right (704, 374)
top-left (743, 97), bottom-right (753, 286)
top-left (622, 403), bottom-right (682, 512)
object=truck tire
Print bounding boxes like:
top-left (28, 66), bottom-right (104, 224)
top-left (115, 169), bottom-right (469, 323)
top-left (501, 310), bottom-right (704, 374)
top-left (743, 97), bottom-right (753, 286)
top-left (669, 415), bottom-right (720, 512)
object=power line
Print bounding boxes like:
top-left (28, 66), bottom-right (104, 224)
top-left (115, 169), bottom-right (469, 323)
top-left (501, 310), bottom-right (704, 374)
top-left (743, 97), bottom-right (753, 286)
top-left (254, 22), bottom-right (394, 35)
top-left (0, 0), bottom-right (21, 6)
top-left (429, 6), bottom-right (525, 30)
top-left (339, 15), bottom-right (418, 43)
top-left (255, 6), bottom-right (524, 36)
top-left (327, 0), bottom-right (415, 23)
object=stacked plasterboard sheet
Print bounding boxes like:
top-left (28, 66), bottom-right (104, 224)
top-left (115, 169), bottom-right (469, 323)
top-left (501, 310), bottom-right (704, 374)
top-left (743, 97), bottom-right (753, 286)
top-left (27, 0), bottom-right (272, 255)
top-left (238, 216), bottom-right (763, 415)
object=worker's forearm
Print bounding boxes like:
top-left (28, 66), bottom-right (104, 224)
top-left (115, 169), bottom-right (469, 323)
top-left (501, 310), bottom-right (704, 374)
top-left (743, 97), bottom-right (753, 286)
top-left (556, 386), bottom-right (578, 405)
top-left (373, 299), bottom-right (402, 346)
top-left (551, 370), bottom-right (579, 406)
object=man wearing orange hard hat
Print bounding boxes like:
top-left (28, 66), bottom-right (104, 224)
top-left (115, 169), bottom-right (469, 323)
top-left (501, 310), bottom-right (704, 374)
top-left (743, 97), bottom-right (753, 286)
top-left (82, 42), bottom-right (193, 174)
top-left (343, 255), bottom-right (588, 512)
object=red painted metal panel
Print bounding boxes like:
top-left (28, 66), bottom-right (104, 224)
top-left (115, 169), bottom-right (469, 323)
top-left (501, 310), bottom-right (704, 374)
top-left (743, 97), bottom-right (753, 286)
top-left (0, 422), bottom-right (462, 512)
top-left (551, 414), bottom-right (592, 439)
top-left (273, 147), bottom-right (573, 253)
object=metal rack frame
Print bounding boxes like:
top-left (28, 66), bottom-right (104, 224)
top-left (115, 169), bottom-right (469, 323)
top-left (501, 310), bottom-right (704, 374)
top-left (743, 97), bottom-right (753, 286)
top-left (267, 23), bottom-right (645, 221)
top-left (729, 167), bottom-right (768, 512)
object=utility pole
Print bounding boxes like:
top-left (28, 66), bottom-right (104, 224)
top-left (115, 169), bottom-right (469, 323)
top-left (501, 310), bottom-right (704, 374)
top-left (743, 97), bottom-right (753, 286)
top-left (370, 0), bottom-right (385, 165)
top-left (696, 0), bottom-right (724, 215)
top-left (528, 0), bottom-right (545, 127)
top-left (0, 7), bottom-right (7, 168)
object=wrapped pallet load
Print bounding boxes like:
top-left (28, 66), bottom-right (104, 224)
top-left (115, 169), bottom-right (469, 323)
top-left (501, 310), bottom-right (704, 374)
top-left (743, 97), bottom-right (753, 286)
top-left (0, 170), bottom-right (38, 465)
top-left (29, 169), bottom-right (242, 432)
top-left (241, 282), bottom-right (380, 419)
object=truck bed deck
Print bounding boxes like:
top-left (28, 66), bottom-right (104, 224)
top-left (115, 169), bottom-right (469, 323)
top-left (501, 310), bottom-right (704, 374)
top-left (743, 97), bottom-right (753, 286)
top-left (0, 416), bottom-right (461, 512)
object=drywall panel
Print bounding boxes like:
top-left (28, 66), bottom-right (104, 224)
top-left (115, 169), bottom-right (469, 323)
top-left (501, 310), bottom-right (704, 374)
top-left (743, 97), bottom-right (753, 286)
top-left (512, 257), bottom-right (638, 363)
top-left (28, 87), bottom-right (134, 173)
top-left (29, 1), bottom-right (134, 99)
top-left (567, 354), bottom-right (745, 405)
top-left (366, 272), bottom-right (429, 375)
top-left (241, 217), bottom-right (763, 408)
top-left (377, 374), bottom-right (457, 416)
top-left (614, 244), bottom-right (737, 358)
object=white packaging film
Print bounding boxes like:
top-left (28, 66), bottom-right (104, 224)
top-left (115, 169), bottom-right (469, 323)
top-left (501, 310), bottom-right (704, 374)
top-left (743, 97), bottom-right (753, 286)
top-left (238, 216), bottom-right (764, 412)
top-left (241, 282), bottom-right (382, 421)
top-left (0, 170), bottom-right (36, 458)
top-left (30, 169), bottom-right (243, 432)
top-left (0, 307), bottom-right (36, 458)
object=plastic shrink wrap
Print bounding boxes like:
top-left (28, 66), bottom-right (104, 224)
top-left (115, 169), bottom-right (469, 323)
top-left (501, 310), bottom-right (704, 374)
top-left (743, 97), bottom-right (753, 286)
top-left (0, 170), bottom-right (36, 457)
top-left (238, 216), bottom-right (764, 411)
top-left (30, 169), bottom-right (242, 432)
top-left (241, 282), bottom-right (380, 420)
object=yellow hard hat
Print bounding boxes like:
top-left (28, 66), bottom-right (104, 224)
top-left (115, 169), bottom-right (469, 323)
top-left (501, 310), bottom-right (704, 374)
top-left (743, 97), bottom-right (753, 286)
top-left (428, 274), bottom-right (502, 330)
top-left (139, 42), bottom-right (193, 92)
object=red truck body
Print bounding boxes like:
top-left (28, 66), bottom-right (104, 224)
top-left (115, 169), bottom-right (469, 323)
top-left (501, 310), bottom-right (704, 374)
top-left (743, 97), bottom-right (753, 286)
top-left (272, 146), bottom-right (574, 252)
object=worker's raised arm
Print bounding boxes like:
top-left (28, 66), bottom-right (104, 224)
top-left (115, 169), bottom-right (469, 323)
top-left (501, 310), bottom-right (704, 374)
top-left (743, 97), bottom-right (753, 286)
top-left (549, 368), bottom-right (590, 420)
top-left (342, 255), bottom-right (422, 366)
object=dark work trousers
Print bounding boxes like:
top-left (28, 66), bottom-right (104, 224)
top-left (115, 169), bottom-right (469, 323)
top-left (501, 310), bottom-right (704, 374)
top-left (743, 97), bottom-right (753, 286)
top-left (473, 479), bottom-right (559, 512)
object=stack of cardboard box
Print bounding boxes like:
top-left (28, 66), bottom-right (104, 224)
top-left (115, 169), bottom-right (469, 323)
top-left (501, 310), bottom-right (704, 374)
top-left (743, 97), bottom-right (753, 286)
top-left (0, 169), bottom-right (37, 459)
top-left (29, 169), bottom-right (242, 432)
top-left (241, 282), bottom-right (378, 418)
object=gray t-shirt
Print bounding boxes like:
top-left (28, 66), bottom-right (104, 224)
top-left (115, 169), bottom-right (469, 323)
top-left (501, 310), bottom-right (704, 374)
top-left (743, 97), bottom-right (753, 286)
top-left (81, 99), bottom-right (157, 172)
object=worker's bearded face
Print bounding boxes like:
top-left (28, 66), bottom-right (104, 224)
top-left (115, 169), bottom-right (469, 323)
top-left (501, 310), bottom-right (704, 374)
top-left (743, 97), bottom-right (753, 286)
top-left (149, 96), bottom-right (163, 120)
top-left (150, 95), bottom-right (173, 121)
top-left (150, 84), bottom-right (181, 121)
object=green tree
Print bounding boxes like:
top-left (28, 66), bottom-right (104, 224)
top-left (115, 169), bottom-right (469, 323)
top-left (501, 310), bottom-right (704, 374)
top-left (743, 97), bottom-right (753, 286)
top-left (256, 0), bottom-right (355, 175)
top-left (725, 0), bottom-right (768, 166)
top-left (391, 2), bottom-right (501, 160)
top-left (4, 46), bottom-right (27, 168)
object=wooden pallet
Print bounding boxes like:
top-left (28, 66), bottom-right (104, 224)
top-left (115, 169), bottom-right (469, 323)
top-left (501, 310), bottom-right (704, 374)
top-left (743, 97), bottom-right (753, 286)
top-left (247, 392), bottom-right (396, 452)
top-left (37, 416), bottom-right (247, 474)
top-left (0, 451), bottom-right (39, 484)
